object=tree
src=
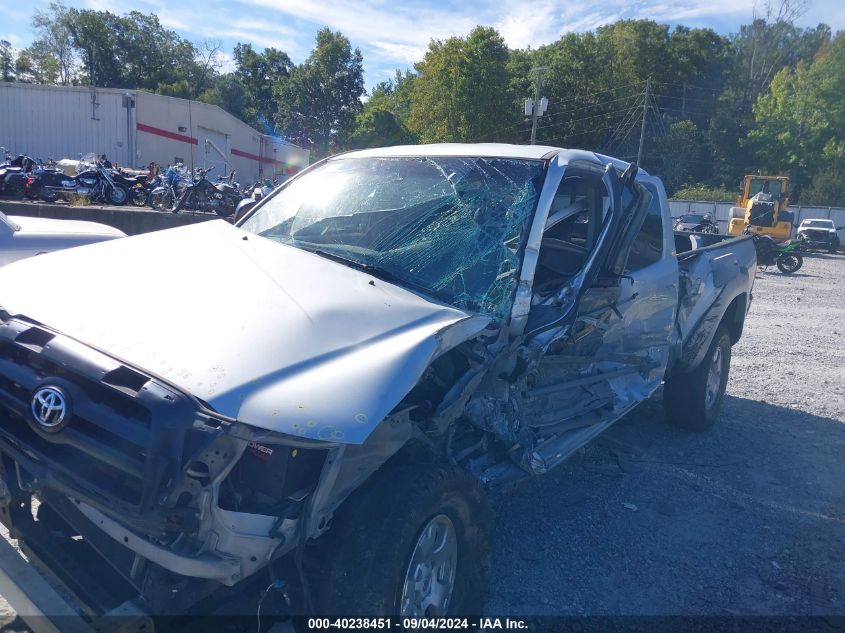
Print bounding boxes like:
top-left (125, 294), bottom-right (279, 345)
top-left (275, 29), bottom-right (364, 156)
top-left (32, 2), bottom-right (75, 85)
top-left (0, 41), bottom-right (14, 82)
top-left (801, 167), bottom-right (845, 206)
top-left (233, 43), bottom-right (292, 129)
top-left (748, 32), bottom-right (845, 194)
top-left (348, 108), bottom-right (414, 148)
top-left (654, 120), bottom-right (708, 193)
top-left (407, 27), bottom-right (518, 143)
top-left (15, 40), bottom-right (60, 83)
top-left (198, 74), bottom-right (248, 121)
top-left (707, 0), bottom-right (830, 184)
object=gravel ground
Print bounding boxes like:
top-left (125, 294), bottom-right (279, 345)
top-left (489, 250), bottom-right (845, 616)
top-left (0, 251), bottom-right (843, 625)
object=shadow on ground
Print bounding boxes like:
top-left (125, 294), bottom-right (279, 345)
top-left (487, 394), bottom-right (845, 616)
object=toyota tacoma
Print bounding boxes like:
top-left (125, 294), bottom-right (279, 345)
top-left (0, 144), bottom-right (756, 624)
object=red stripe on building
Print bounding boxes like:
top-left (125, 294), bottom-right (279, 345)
top-left (231, 147), bottom-right (276, 164)
top-left (136, 122), bottom-right (198, 145)
top-left (231, 148), bottom-right (301, 174)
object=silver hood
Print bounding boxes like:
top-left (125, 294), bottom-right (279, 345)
top-left (0, 220), bottom-right (490, 443)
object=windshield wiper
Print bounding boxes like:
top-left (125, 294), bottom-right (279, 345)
top-left (310, 249), bottom-right (434, 296)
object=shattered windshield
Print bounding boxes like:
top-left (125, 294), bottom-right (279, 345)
top-left (240, 156), bottom-right (545, 318)
top-left (803, 220), bottom-right (834, 228)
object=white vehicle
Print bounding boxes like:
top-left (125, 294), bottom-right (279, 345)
top-left (0, 210), bottom-right (126, 267)
top-left (796, 218), bottom-right (841, 253)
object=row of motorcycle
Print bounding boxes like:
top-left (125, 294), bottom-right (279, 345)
top-left (0, 151), bottom-right (262, 218)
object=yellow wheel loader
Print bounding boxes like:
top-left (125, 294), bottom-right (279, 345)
top-left (727, 175), bottom-right (794, 240)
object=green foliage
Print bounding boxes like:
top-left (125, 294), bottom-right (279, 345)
top-left (671, 184), bottom-right (738, 202)
top-left (274, 28), bottom-right (364, 156)
top-left (348, 107), bottom-right (415, 149)
top-left (31, 2), bottom-right (75, 85)
top-left (801, 167), bottom-right (845, 206)
top-left (749, 33), bottom-right (845, 193)
top-left (654, 120), bottom-right (708, 193)
top-left (233, 44), bottom-right (292, 129)
top-left (0, 41), bottom-right (14, 82)
top-left (407, 27), bottom-right (519, 143)
top-left (15, 40), bottom-right (60, 83)
top-left (5, 2), bottom-right (842, 198)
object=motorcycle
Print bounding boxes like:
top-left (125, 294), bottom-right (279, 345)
top-left (675, 216), bottom-right (719, 234)
top-left (148, 165), bottom-right (185, 211)
top-left (746, 227), bottom-right (803, 274)
top-left (0, 153), bottom-right (36, 199)
top-left (111, 170), bottom-right (151, 207)
top-left (172, 167), bottom-right (241, 217)
top-left (35, 159), bottom-right (130, 206)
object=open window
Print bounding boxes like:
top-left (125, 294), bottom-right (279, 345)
top-left (532, 171), bottom-right (610, 297)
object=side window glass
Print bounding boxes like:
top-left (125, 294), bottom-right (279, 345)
top-left (624, 183), bottom-right (664, 272)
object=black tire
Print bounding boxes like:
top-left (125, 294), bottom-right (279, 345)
top-left (664, 325), bottom-right (732, 431)
top-left (131, 187), bottom-right (148, 207)
top-left (215, 195), bottom-right (237, 217)
top-left (172, 191), bottom-right (188, 213)
top-left (107, 184), bottom-right (129, 206)
top-left (8, 179), bottom-right (26, 200)
top-left (776, 252), bottom-right (802, 273)
top-left (40, 189), bottom-right (60, 203)
top-left (308, 462), bottom-right (492, 616)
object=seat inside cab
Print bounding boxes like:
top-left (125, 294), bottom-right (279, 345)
top-left (533, 174), bottom-right (609, 296)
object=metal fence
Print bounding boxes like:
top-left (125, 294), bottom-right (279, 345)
top-left (669, 200), bottom-right (845, 239)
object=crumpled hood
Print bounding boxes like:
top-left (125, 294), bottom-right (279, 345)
top-left (798, 227), bottom-right (836, 233)
top-left (0, 220), bottom-right (489, 443)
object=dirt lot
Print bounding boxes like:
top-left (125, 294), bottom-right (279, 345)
top-left (489, 250), bottom-right (845, 616)
top-left (0, 251), bottom-right (843, 624)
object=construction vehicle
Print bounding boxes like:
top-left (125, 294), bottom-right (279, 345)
top-left (727, 175), bottom-right (794, 240)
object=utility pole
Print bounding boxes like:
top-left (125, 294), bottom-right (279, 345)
top-left (529, 66), bottom-right (547, 145)
top-left (637, 77), bottom-right (650, 165)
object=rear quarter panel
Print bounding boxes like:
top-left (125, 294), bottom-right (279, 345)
top-left (670, 235), bottom-right (756, 375)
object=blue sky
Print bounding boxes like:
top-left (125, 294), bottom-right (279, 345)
top-left (3, 0), bottom-right (843, 90)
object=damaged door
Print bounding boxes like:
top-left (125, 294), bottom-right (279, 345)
top-left (514, 163), bottom-right (673, 474)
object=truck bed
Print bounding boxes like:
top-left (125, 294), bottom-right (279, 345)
top-left (670, 232), bottom-right (757, 375)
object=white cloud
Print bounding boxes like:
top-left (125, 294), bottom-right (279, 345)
top-left (495, 1), bottom-right (564, 49)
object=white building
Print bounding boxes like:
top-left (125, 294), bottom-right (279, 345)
top-left (0, 82), bottom-right (309, 183)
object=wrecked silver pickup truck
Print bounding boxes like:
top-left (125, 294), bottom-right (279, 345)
top-left (0, 144), bottom-right (755, 622)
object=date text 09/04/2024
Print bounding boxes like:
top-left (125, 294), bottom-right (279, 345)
top-left (306, 618), bottom-right (529, 630)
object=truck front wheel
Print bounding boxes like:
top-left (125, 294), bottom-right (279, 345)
top-left (664, 326), bottom-right (732, 431)
top-left (308, 462), bottom-right (492, 616)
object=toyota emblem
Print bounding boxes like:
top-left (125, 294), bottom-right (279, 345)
top-left (31, 386), bottom-right (69, 430)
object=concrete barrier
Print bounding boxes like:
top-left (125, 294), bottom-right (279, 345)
top-left (0, 200), bottom-right (223, 236)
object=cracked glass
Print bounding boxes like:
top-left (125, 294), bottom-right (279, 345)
top-left (241, 156), bottom-right (545, 318)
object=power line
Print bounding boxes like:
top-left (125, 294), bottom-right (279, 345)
top-left (468, 92), bottom-right (642, 143)
top-left (468, 122), bottom-right (532, 143)
top-left (535, 104), bottom-right (644, 134)
top-left (658, 105), bottom-right (717, 118)
top-left (538, 92), bottom-right (643, 124)
top-left (544, 122), bottom-right (627, 147)
top-left (651, 92), bottom-right (718, 106)
top-left (605, 94), bottom-right (646, 151)
top-left (651, 80), bottom-right (721, 93)
top-left (532, 79), bottom-right (646, 109)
